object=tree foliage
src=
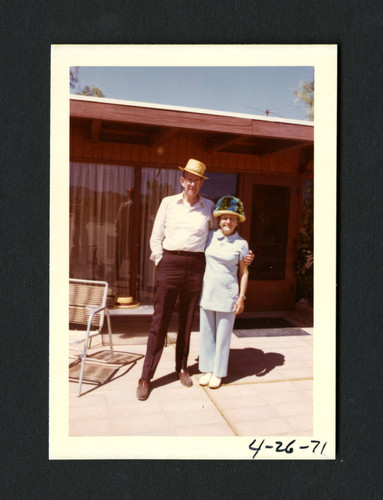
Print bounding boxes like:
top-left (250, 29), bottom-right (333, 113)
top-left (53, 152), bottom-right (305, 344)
top-left (77, 85), bottom-right (105, 97)
top-left (296, 178), bottom-right (313, 306)
top-left (70, 67), bottom-right (79, 89)
top-left (70, 66), bottom-right (105, 97)
top-left (293, 81), bottom-right (314, 120)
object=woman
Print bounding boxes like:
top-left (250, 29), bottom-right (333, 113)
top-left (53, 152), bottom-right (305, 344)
top-left (198, 196), bottom-right (249, 389)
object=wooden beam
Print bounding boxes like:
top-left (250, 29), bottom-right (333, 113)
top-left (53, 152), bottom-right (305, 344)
top-left (101, 126), bottom-right (149, 138)
top-left (206, 134), bottom-right (250, 152)
top-left (278, 140), bottom-right (313, 154)
top-left (255, 140), bottom-right (313, 157)
top-left (90, 119), bottom-right (102, 143)
top-left (148, 127), bottom-right (179, 147)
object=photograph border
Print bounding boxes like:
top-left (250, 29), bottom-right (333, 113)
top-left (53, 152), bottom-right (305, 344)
top-left (50, 44), bottom-right (337, 460)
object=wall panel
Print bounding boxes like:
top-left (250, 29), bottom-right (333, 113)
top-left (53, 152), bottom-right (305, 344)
top-left (71, 123), bottom-right (305, 175)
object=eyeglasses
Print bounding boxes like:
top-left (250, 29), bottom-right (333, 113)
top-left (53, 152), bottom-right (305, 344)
top-left (183, 176), bottom-right (202, 185)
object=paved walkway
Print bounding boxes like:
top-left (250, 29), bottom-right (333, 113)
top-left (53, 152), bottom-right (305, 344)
top-left (69, 310), bottom-right (313, 437)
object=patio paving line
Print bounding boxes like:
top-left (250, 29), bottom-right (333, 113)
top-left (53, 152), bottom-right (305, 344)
top-left (222, 376), bottom-right (313, 386)
top-left (196, 374), bottom-right (313, 437)
top-left (199, 385), bottom-right (240, 436)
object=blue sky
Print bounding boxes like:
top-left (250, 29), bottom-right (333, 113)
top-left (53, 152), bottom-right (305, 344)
top-left (72, 66), bottom-right (314, 121)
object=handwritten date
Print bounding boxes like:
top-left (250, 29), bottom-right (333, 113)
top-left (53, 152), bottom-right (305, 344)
top-left (249, 439), bottom-right (327, 458)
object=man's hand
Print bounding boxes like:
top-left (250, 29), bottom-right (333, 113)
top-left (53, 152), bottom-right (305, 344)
top-left (243, 250), bottom-right (254, 266)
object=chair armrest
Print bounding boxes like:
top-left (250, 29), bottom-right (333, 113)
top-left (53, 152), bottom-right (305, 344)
top-left (86, 305), bottom-right (109, 331)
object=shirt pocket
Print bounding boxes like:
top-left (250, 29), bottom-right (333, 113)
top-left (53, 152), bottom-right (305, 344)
top-left (194, 212), bottom-right (210, 234)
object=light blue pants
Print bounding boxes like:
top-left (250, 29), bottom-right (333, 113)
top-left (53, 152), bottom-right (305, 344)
top-left (199, 308), bottom-right (236, 377)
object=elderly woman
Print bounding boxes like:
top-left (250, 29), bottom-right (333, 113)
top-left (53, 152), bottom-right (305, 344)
top-left (198, 196), bottom-right (249, 389)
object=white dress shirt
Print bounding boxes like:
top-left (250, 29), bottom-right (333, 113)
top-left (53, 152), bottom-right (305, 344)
top-left (150, 193), bottom-right (215, 265)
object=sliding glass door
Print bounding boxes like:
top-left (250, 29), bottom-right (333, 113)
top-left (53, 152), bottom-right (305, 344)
top-left (69, 162), bottom-right (135, 295)
top-left (70, 162), bottom-right (237, 304)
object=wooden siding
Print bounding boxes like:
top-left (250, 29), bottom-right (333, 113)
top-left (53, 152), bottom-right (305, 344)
top-left (70, 123), bottom-right (306, 176)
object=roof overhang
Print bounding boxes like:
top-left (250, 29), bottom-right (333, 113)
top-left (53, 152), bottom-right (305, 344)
top-left (70, 96), bottom-right (313, 157)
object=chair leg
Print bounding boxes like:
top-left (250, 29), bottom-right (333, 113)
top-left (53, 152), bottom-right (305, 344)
top-left (106, 311), bottom-right (114, 359)
top-left (77, 328), bottom-right (91, 396)
top-left (77, 354), bottom-right (86, 396)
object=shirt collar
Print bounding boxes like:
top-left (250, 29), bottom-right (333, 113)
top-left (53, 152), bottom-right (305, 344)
top-left (176, 192), bottom-right (204, 207)
top-left (217, 229), bottom-right (237, 241)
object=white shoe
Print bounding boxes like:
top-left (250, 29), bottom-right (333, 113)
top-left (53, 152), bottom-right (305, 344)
top-left (209, 375), bottom-right (222, 389)
top-left (199, 372), bottom-right (212, 386)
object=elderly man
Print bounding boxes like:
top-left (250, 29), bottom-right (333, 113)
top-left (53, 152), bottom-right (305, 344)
top-left (136, 159), bottom-right (252, 401)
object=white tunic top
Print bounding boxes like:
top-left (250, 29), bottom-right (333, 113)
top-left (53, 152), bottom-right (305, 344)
top-left (200, 229), bottom-right (249, 312)
top-left (150, 193), bottom-right (215, 265)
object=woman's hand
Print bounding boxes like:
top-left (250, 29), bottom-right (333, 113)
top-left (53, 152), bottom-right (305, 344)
top-left (234, 297), bottom-right (245, 315)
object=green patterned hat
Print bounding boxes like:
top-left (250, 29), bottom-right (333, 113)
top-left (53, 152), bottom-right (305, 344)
top-left (213, 195), bottom-right (246, 222)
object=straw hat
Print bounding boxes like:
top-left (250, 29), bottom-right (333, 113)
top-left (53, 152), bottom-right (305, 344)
top-left (178, 159), bottom-right (208, 179)
top-left (114, 296), bottom-right (140, 309)
top-left (213, 195), bottom-right (246, 222)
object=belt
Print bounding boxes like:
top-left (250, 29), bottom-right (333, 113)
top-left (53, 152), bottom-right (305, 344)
top-left (164, 249), bottom-right (204, 257)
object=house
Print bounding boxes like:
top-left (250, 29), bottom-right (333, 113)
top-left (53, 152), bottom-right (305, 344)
top-left (70, 95), bottom-right (313, 311)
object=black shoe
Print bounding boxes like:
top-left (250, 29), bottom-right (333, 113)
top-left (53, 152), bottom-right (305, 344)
top-left (136, 378), bottom-right (150, 400)
top-left (177, 368), bottom-right (193, 387)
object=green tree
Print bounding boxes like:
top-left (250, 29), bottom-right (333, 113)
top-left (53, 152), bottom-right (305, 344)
top-left (70, 67), bottom-right (79, 89)
top-left (70, 67), bottom-right (105, 97)
top-left (293, 81), bottom-right (314, 120)
top-left (296, 178), bottom-right (313, 306)
top-left (77, 85), bottom-right (105, 97)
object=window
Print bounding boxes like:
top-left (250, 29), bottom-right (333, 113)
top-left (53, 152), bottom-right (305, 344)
top-left (249, 184), bottom-right (290, 280)
top-left (199, 171), bottom-right (237, 203)
top-left (69, 162), bottom-right (135, 295)
top-left (137, 169), bottom-right (238, 303)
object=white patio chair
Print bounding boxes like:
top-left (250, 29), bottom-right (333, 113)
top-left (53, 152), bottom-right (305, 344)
top-left (69, 278), bottom-right (114, 396)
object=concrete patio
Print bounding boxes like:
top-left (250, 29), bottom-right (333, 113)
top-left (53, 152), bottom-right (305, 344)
top-left (69, 309), bottom-right (313, 437)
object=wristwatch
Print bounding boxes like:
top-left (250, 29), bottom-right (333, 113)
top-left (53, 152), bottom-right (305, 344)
top-left (239, 294), bottom-right (246, 300)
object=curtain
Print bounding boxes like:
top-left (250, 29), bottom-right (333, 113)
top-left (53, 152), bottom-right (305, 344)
top-left (69, 162), bottom-right (135, 295)
top-left (138, 167), bottom-right (181, 303)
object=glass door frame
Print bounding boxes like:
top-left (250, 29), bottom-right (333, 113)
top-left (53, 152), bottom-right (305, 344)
top-left (238, 172), bottom-right (303, 311)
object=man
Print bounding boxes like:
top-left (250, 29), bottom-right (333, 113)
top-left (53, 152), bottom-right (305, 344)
top-left (136, 159), bottom-right (253, 401)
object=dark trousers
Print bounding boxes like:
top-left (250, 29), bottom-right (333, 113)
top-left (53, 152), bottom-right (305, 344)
top-left (141, 251), bottom-right (205, 380)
